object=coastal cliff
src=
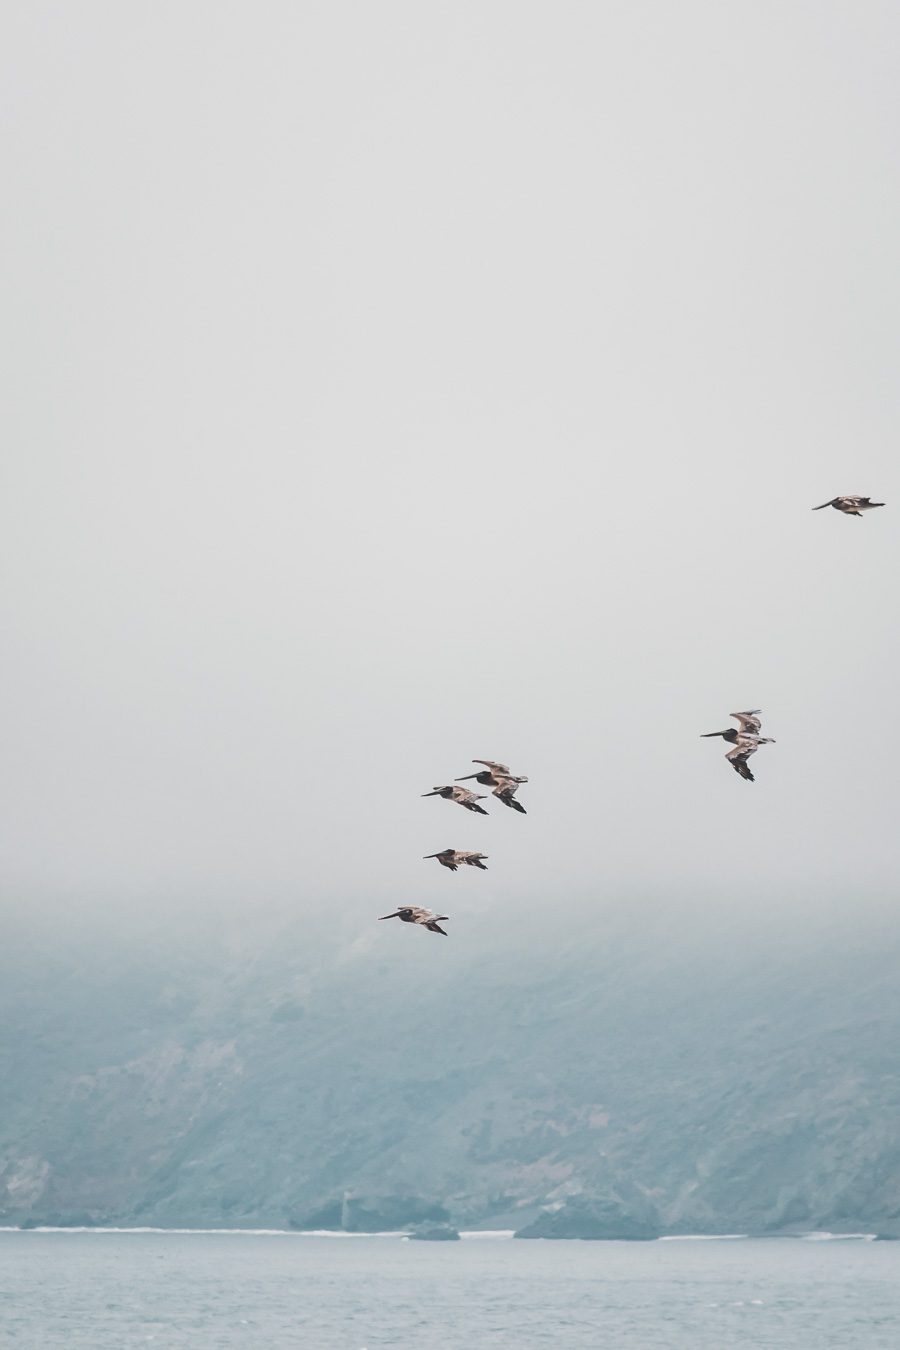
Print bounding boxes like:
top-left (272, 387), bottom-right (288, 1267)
top-left (2, 903), bottom-right (899, 1237)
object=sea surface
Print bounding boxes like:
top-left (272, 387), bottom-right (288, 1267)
top-left (1, 1229), bottom-right (899, 1348)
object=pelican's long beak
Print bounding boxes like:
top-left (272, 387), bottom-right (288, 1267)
top-left (379, 912), bottom-right (401, 920)
top-left (454, 774), bottom-right (477, 781)
top-left (423, 854), bottom-right (439, 859)
top-left (421, 790), bottom-right (439, 796)
top-left (701, 731), bottom-right (727, 738)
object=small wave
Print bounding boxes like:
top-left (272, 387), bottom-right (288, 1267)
top-left (459, 1230), bottom-right (515, 1240)
top-left (658, 1234), bottom-right (748, 1241)
top-left (7, 1226), bottom-right (409, 1238)
top-left (292, 1230), bottom-right (409, 1238)
top-left (800, 1231), bottom-right (877, 1242)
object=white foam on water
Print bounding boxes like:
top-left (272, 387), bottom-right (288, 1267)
top-left (658, 1234), bottom-right (748, 1241)
top-left (5, 1226), bottom-right (409, 1238)
top-left (1, 1225), bottom-right (519, 1241)
top-left (800, 1232), bottom-right (877, 1242)
top-left (291, 1230), bottom-right (408, 1238)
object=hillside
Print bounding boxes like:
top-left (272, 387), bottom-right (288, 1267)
top-left (2, 900), bottom-right (899, 1236)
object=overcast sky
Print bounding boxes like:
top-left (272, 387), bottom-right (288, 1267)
top-left (4, 1), bottom-right (900, 926)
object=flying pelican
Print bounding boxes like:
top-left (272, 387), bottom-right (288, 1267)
top-left (812, 496), bottom-right (885, 516)
top-left (422, 785), bottom-right (488, 814)
top-left (455, 761), bottom-right (529, 815)
top-left (379, 906), bottom-right (449, 935)
top-left (474, 759), bottom-right (529, 782)
top-left (456, 760), bottom-right (529, 786)
top-left (701, 710), bottom-right (776, 783)
top-left (423, 849), bottom-right (488, 872)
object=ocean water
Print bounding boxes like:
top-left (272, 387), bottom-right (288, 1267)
top-left (1, 1230), bottom-right (899, 1348)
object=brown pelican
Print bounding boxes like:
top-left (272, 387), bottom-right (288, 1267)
top-left (456, 759), bottom-right (529, 786)
top-left (379, 906), bottom-right (448, 935)
top-left (423, 849), bottom-right (488, 872)
top-left (702, 710), bottom-right (776, 783)
top-left (812, 496), bottom-right (885, 516)
top-left (422, 785), bottom-right (488, 814)
top-left (455, 761), bottom-right (528, 811)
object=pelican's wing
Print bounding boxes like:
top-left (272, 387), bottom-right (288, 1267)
top-left (409, 907), bottom-right (435, 923)
top-left (493, 780), bottom-right (527, 812)
top-left (473, 759), bottom-right (512, 775)
top-left (730, 710), bottom-right (762, 734)
top-left (727, 740), bottom-right (758, 781)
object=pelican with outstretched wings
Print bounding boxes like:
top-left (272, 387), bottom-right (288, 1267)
top-left (702, 710), bottom-right (776, 782)
top-left (455, 759), bottom-right (528, 812)
top-left (456, 760), bottom-right (528, 788)
top-left (473, 759), bottom-right (528, 782)
top-left (423, 849), bottom-right (488, 872)
top-left (812, 495), bottom-right (885, 516)
top-left (421, 785), bottom-right (489, 814)
top-left (379, 906), bottom-right (449, 935)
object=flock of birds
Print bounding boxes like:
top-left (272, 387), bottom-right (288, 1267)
top-left (379, 495), bottom-right (885, 937)
top-left (379, 760), bottom-right (529, 936)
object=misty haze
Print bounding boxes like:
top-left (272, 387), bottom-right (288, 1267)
top-left (3, 1), bottom-right (900, 1346)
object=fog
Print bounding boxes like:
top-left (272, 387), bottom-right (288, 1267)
top-left (4, 1), bottom-right (900, 927)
